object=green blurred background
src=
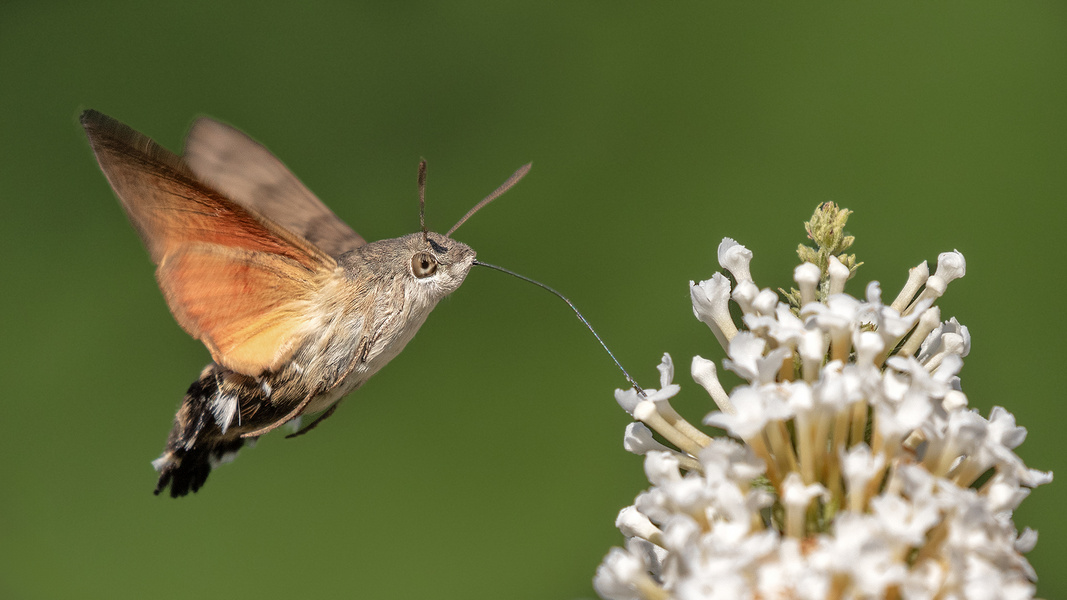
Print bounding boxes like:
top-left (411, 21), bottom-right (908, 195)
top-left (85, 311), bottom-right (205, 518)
top-left (2, 2), bottom-right (1064, 598)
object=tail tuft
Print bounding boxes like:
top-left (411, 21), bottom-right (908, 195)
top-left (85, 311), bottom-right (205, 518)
top-left (152, 367), bottom-right (251, 498)
top-left (152, 437), bottom-right (246, 498)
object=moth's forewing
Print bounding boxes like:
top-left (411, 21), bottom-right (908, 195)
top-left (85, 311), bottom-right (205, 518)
top-left (82, 110), bottom-right (335, 376)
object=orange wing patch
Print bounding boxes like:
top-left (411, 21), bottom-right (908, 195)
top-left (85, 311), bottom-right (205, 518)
top-left (158, 246), bottom-right (323, 375)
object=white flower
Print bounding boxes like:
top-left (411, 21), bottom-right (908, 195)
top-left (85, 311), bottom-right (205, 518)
top-left (596, 207), bottom-right (1049, 600)
top-left (794, 262), bottom-right (821, 306)
top-left (624, 422), bottom-right (673, 456)
top-left (691, 273), bottom-right (736, 349)
top-left (841, 443), bottom-right (886, 512)
top-left (717, 238), bottom-right (752, 283)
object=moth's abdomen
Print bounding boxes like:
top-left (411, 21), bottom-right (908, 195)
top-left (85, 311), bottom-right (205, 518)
top-left (152, 369), bottom-right (249, 497)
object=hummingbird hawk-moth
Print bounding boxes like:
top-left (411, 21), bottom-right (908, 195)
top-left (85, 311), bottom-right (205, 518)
top-left (81, 110), bottom-right (530, 497)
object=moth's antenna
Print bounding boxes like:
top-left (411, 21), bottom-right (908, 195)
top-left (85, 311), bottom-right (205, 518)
top-left (446, 163), bottom-right (532, 238)
top-left (473, 260), bottom-right (645, 395)
top-left (418, 160), bottom-right (428, 243)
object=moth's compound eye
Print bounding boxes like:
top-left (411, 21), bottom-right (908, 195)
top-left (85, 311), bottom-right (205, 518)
top-left (411, 252), bottom-right (438, 278)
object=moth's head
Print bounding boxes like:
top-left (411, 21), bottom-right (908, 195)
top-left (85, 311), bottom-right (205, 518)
top-left (346, 231), bottom-right (475, 305)
top-left (406, 230), bottom-right (476, 298)
top-left (388, 160), bottom-right (528, 303)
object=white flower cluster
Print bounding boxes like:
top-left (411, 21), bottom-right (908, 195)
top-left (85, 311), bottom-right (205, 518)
top-left (596, 236), bottom-right (1051, 600)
